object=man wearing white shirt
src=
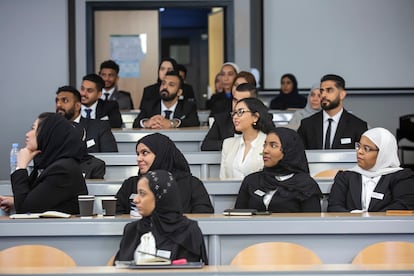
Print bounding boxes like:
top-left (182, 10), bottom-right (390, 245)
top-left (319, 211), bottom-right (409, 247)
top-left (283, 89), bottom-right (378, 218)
top-left (297, 74), bottom-right (368, 149)
top-left (80, 74), bottom-right (123, 128)
top-left (56, 85), bottom-right (118, 153)
top-left (132, 70), bottom-right (199, 129)
top-left (99, 60), bottom-right (134, 110)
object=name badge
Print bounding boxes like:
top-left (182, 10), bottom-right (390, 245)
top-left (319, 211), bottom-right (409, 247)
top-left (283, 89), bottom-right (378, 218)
top-left (341, 138), bottom-right (351, 144)
top-left (86, 139), bottom-right (96, 148)
top-left (254, 189), bottom-right (266, 197)
top-left (371, 192), bottom-right (384, 200)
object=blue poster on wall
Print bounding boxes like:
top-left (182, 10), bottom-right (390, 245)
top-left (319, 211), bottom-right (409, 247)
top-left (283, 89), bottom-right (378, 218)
top-left (110, 34), bottom-right (146, 78)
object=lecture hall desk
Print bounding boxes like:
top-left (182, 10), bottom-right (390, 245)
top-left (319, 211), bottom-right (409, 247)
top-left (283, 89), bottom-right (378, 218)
top-left (1, 264), bottom-right (414, 276)
top-left (1, 213), bottom-right (413, 266)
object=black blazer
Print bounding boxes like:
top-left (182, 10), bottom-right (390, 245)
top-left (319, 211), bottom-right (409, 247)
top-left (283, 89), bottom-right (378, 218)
top-left (139, 83), bottom-right (161, 110)
top-left (200, 112), bottom-right (235, 151)
top-left (133, 100), bottom-right (200, 128)
top-left (140, 82), bottom-right (197, 110)
top-left (109, 89), bottom-right (134, 110)
top-left (77, 117), bottom-right (118, 153)
top-left (11, 158), bottom-right (88, 214)
top-left (297, 109), bottom-right (368, 149)
top-left (96, 99), bottom-right (123, 128)
top-left (327, 169), bottom-right (414, 212)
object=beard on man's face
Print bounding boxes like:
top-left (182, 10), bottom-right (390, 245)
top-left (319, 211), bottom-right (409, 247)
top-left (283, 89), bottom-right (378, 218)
top-left (160, 89), bottom-right (178, 102)
top-left (56, 107), bottom-right (75, 121)
top-left (321, 96), bottom-right (340, 111)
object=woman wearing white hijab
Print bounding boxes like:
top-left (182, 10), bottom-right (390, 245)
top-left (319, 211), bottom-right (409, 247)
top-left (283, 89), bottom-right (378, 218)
top-left (286, 84), bottom-right (321, 130)
top-left (328, 127), bottom-right (414, 212)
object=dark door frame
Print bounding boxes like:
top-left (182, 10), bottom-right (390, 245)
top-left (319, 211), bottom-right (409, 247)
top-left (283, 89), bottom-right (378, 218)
top-left (83, 1), bottom-right (234, 75)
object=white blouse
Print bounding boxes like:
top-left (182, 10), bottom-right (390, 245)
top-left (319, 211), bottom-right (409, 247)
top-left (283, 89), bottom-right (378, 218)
top-left (219, 132), bottom-right (266, 179)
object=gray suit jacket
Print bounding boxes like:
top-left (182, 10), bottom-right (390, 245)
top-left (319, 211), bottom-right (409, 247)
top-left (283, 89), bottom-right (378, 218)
top-left (109, 88), bottom-right (134, 110)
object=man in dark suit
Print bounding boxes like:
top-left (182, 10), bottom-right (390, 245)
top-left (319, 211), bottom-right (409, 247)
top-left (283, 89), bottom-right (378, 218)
top-left (201, 83), bottom-right (259, 151)
top-left (133, 70), bottom-right (199, 129)
top-left (80, 74), bottom-right (123, 128)
top-left (177, 63), bottom-right (197, 105)
top-left (99, 60), bottom-right (134, 110)
top-left (55, 85), bottom-right (118, 153)
top-left (297, 74), bottom-right (368, 149)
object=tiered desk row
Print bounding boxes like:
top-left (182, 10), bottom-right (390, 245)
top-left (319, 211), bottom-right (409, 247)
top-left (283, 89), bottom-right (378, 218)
top-left (2, 119), bottom-right (413, 272)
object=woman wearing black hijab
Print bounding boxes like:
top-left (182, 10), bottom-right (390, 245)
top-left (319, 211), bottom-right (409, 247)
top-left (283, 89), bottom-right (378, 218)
top-left (115, 133), bottom-right (213, 214)
top-left (10, 112), bottom-right (88, 214)
top-left (138, 57), bottom-right (178, 111)
top-left (235, 127), bottom-right (322, 212)
top-left (269, 73), bottom-right (307, 110)
top-left (115, 170), bottom-right (208, 264)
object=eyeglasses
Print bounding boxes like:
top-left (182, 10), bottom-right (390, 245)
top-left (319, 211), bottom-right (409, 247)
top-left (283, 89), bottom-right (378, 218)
top-left (230, 108), bottom-right (252, 117)
top-left (355, 142), bottom-right (379, 153)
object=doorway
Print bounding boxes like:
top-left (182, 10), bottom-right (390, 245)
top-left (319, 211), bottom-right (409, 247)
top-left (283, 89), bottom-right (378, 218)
top-left (86, 1), bottom-right (234, 109)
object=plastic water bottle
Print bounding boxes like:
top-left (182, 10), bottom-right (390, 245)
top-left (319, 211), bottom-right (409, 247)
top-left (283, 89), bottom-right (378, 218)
top-left (10, 143), bottom-right (19, 173)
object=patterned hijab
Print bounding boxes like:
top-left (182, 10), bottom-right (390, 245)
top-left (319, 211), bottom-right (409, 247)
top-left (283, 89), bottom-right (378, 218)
top-left (349, 127), bottom-right (403, 178)
top-left (141, 170), bottom-right (203, 257)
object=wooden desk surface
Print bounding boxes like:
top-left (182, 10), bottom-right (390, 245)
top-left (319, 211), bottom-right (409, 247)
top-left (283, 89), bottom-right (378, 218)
top-left (1, 264), bottom-right (414, 276)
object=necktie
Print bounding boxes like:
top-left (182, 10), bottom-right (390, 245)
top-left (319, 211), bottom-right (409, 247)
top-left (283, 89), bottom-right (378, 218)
top-left (324, 118), bottom-right (333, 149)
top-left (104, 93), bottom-right (110, 101)
top-left (85, 108), bottom-right (92, 119)
top-left (164, 110), bottom-right (172, 120)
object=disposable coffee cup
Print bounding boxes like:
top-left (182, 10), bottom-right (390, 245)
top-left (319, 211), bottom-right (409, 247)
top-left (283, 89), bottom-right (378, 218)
top-left (78, 195), bottom-right (95, 218)
top-left (101, 196), bottom-right (117, 217)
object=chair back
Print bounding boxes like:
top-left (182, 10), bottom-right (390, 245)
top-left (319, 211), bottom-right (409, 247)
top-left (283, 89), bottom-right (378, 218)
top-left (352, 241), bottom-right (414, 264)
top-left (397, 114), bottom-right (414, 142)
top-left (107, 255), bottom-right (115, 266)
top-left (0, 245), bottom-right (76, 267)
top-left (313, 168), bottom-right (342, 179)
top-left (230, 242), bottom-right (322, 265)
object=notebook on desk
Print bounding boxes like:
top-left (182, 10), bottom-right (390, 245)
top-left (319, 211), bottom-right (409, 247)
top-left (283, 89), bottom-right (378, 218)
top-left (115, 260), bottom-right (204, 269)
top-left (9, 211), bottom-right (71, 219)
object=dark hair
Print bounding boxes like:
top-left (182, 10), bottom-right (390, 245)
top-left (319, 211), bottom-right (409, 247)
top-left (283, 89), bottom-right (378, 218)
top-left (157, 58), bottom-right (178, 83)
top-left (237, 98), bottom-right (274, 133)
top-left (56, 85), bottom-right (81, 102)
top-left (233, 71), bottom-right (257, 88)
top-left (235, 83), bottom-right (258, 98)
top-left (321, 74), bottom-right (345, 90)
top-left (82, 74), bottom-right (105, 92)
top-left (165, 70), bottom-right (184, 89)
top-left (99, 60), bottom-right (120, 74)
top-left (281, 73), bottom-right (298, 92)
top-left (176, 64), bottom-right (187, 75)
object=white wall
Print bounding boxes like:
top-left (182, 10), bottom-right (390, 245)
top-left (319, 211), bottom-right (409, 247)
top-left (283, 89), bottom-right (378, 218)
top-left (264, 0), bottom-right (414, 88)
top-left (0, 0), bottom-right (412, 180)
top-left (0, 0), bottom-right (68, 179)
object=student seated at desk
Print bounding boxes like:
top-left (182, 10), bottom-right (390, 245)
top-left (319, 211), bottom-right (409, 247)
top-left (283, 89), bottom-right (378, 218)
top-left (114, 170), bottom-right (208, 264)
top-left (235, 127), bottom-right (322, 212)
top-left (0, 113), bottom-right (87, 214)
top-left (328, 127), bottom-right (414, 212)
top-left (115, 133), bottom-right (213, 214)
top-left (220, 97), bottom-right (274, 179)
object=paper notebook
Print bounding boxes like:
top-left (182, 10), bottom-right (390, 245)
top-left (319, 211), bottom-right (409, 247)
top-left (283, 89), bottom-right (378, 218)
top-left (223, 209), bottom-right (272, 216)
top-left (134, 250), bottom-right (171, 265)
top-left (9, 211), bottom-right (71, 219)
top-left (115, 260), bottom-right (203, 269)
